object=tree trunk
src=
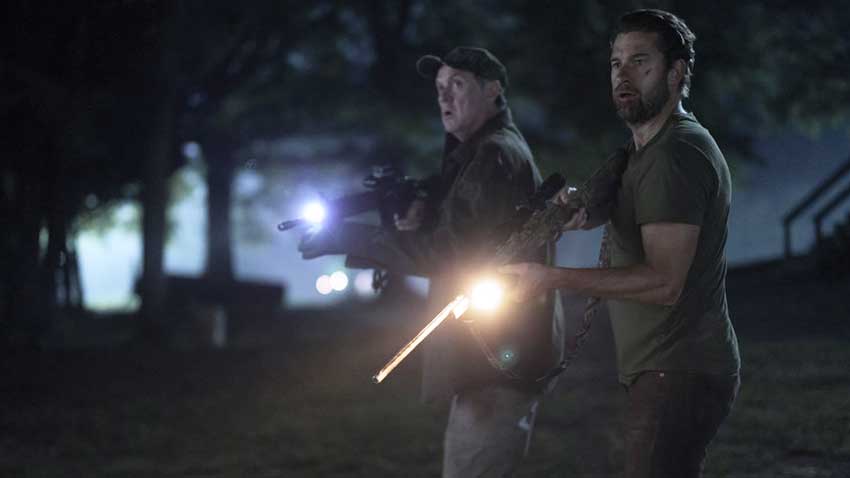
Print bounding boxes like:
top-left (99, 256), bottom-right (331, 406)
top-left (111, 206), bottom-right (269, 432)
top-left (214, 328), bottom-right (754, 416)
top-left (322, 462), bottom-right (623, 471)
top-left (138, 4), bottom-right (180, 342)
top-left (3, 173), bottom-right (46, 347)
top-left (138, 90), bottom-right (176, 343)
top-left (65, 247), bottom-right (84, 312)
top-left (0, 164), bottom-right (14, 341)
top-left (1, 104), bottom-right (55, 348)
top-left (41, 161), bottom-right (64, 329)
top-left (204, 139), bottom-right (236, 287)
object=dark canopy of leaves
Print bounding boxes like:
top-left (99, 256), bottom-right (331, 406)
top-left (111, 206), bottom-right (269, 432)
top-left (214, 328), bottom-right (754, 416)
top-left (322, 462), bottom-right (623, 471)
top-left (5, 0), bottom-right (846, 207)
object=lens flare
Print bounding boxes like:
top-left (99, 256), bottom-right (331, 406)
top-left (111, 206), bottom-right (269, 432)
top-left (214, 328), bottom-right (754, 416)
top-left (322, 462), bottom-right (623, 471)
top-left (302, 201), bottom-right (327, 225)
top-left (330, 270), bottom-right (349, 291)
top-left (498, 347), bottom-right (517, 365)
top-left (470, 279), bottom-right (504, 311)
top-left (315, 275), bottom-right (333, 295)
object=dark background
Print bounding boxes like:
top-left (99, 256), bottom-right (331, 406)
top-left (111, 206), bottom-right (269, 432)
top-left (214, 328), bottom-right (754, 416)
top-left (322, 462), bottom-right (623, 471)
top-left (1, 1), bottom-right (849, 477)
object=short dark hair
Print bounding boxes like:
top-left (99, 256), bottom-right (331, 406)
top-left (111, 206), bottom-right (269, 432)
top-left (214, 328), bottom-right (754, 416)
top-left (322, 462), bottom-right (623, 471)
top-left (612, 9), bottom-right (697, 98)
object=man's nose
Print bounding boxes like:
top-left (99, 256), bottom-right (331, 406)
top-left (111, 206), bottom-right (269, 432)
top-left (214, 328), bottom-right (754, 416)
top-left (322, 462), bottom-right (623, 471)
top-left (438, 89), bottom-right (452, 103)
top-left (614, 64), bottom-right (634, 82)
top-left (613, 70), bottom-right (631, 90)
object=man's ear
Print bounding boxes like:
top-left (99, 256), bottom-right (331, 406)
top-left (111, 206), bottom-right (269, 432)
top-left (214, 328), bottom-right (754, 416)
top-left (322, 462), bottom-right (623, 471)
top-left (484, 80), bottom-right (503, 100)
top-left (668, 59), bottom-right (685, 91)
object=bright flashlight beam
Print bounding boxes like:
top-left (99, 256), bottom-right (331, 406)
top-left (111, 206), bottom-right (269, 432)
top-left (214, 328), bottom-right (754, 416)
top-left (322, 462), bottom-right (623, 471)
top-left (470, 279), bottom-right (505, 311)
top-left (302, 202), bottom-right (327, 225)
top-left (372, 295), bottom-right (469, 384)
top-left (372, 277), bottom-right (507, 384)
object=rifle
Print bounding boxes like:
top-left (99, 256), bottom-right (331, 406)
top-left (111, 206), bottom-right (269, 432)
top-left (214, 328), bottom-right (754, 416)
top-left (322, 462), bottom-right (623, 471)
top-left (279, 165), bottom-right (438, 292)
top-left (372, 148), bottom-right (629, 384)
top-left (370, 172), bottom-right (567, 383)
top-left (277, 165), bottom-right (435, 232)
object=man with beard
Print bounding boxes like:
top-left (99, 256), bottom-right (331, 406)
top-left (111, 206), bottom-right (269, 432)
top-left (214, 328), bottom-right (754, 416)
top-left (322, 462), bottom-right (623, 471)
top-left (298, 47), bottom-right (568, 477)
top-left (500, 9), bottom-right (741, 477)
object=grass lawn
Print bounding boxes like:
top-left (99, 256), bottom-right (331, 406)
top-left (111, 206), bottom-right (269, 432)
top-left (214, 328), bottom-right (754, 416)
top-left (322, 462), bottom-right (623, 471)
top-left (1, 298), bottom-right (848, 477)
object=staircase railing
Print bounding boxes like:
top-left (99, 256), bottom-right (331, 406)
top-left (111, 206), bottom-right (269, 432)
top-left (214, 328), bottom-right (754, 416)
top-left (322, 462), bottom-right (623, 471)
top-left (814, 181), bottom-right (850, 248)
top-left (782, 155), bottom-right (850, 258)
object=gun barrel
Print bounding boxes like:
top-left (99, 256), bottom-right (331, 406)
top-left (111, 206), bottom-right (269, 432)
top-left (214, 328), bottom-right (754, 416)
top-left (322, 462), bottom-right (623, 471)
top-left (277, 219), bottom-right (304, 231)
top-left (277, 190), bottom-right (383, 233)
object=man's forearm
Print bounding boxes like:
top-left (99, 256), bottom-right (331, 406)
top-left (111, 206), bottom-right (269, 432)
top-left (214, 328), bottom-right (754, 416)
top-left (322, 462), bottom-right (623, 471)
top-left (545, 263), bottom-right (680, 306)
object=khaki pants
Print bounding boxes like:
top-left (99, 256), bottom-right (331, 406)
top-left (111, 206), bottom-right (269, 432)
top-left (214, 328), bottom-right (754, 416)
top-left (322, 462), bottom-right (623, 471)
top-left (442, 385), bottom-right (540, 478)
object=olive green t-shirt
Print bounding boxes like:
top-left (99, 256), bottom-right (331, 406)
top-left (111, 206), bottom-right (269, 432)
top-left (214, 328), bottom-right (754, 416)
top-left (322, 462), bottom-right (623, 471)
top-left (606, 112), bottom-right (741, 385)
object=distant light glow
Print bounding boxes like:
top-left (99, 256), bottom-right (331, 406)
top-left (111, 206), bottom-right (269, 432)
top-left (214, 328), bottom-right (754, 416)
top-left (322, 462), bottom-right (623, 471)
top-left (234, 171), bottom-right (263, 196)
top-left (182, 141), bottom-right (202, 160)
top-left (354, 271), bottom-right (375, 297)
top-left (330, 271), bottom-right (349, 291)
top-left (302, 201), bottom-right (327, 225)
top-left (316, 275), bottom-right (333, 295)
top-left (470, 279), bottom-right (505, 311)
top-left (38, 226), bottom-right (49, 262)
top-left (287, 51), bottom-right (311, 71)
top-left (84, 194), bottom-right (99, 209)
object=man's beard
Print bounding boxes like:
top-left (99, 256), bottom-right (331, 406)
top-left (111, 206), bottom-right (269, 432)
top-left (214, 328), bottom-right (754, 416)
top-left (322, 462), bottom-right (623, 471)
top-left (615, 78), bottom-right (670, 125)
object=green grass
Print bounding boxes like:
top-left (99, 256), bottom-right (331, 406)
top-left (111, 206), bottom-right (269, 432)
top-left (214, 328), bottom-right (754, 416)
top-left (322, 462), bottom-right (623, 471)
top-left (1, 305), bottom-right (848, 477)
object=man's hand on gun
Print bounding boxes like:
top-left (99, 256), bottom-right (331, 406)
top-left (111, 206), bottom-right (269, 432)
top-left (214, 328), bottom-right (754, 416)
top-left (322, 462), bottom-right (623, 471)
top-left (555, 186), bottom-right (589, 231)
top-left (298, 197), bottom-right (426, 260)
top-left (394, 199), bottom-right (426, 231)
top-left (297, 225), bottom-right (345, 259)
top-left (498, 201), bottom-right (587, 303)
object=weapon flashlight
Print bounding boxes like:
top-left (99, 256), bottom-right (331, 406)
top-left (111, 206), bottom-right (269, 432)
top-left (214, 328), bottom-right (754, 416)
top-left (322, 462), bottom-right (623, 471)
top-left (469, 278), bottom-right (506, 311)
top-left (277, 200), bottom-right (330, 231)
top-left (302, 201), bottom-right (327, 225)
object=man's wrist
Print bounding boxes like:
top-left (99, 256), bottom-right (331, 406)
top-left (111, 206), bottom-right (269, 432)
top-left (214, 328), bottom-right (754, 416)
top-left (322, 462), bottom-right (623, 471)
top-left (546, 266), bottom-right (570, 290)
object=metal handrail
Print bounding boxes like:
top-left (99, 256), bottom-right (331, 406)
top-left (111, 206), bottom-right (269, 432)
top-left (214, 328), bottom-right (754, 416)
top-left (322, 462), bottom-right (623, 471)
top-left (782, 155), bottom-right (850, 258)
top-left (813, 181), bottom-right (850, 249)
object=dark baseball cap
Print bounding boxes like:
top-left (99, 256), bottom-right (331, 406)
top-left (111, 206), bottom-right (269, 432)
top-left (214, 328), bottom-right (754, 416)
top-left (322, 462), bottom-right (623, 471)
top-left (416, 46), bottom-right (509, 88)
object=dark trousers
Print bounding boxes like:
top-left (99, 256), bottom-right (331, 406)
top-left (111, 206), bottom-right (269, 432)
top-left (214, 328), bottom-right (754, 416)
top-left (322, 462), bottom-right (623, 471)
top-left (624, 371), bottom-right (740, 478)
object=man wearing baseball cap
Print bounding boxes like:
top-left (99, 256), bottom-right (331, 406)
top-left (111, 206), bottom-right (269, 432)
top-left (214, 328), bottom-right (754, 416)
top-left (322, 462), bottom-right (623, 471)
top-left (299, 47), bottom-right (565, 477)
